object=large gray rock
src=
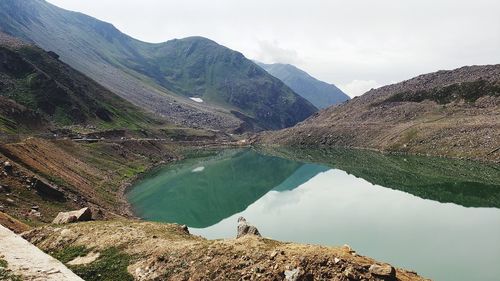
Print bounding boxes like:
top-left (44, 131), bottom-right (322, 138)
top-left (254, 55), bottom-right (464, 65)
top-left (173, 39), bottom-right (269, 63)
top-left (3, 161), bottom-right (13, 173)
top-left (236, 217), bottom-right (261, 238)
top-left (369, 264), bottom-right (396, 278)
top-left (52, 207), bottom-right (92, 224)
top-left (33, 179), bottom-right (65, 201)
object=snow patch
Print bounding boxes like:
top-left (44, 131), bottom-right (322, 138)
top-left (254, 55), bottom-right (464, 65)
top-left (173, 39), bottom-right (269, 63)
top-left (192, 166), bottom-right (205, 173)
top-left (189, 97), bottom-right (204, 103)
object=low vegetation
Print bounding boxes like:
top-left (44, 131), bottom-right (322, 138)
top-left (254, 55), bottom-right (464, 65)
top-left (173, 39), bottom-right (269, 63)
top-left (0, 259), bottom-right (22, 281)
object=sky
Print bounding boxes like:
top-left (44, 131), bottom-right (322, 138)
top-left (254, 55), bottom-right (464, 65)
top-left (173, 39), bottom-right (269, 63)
top-left (47, 0), bottom-right (500, 97)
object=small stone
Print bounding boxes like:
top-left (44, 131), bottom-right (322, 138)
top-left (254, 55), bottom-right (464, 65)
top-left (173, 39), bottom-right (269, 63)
top-left (254, 266), bottom-right (264, 273)
top-left (0, 185), bottom-right (11, 193)
top-left (284, 268), bottom-right (301, 281)
top-left (28, 209), bottom-right (41, 218)
top-left (3, 161), bottom-right (13, 173)
top-left (343, 266), bottom-right (356, 279)
top-left (369, 264), bottom-right (396, 278)
top-left (180, 224), bottom-right (189, 233)
top-left (342, 244), bottom-right (353, 252)
top-left (334, 257), bottom-right (341, 264)
top-left (270, 250), bottom-right (279, 259)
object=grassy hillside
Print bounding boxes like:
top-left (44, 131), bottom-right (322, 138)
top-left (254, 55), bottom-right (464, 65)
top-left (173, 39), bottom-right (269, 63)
top-left (257, 62), bottom-right (350, 109)
top-left (0, 0), bottom-right (317, 131)
top-left (0, 32), bottom-right (160, 134)
top-left (259, 65), bottom-right (500, 162)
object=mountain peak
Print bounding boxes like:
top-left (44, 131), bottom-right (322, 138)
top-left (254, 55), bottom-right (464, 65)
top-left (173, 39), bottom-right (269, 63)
top-left (257, 62), bottom-right (350, 109)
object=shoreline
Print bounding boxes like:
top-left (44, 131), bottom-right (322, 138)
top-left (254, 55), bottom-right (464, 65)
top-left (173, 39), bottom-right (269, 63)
top-left (255, 142), bottom-right (500, 164)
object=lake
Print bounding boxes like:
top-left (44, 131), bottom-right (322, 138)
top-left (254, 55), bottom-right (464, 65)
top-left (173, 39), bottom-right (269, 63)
top-left (126, 148), bottom-right (500, 281)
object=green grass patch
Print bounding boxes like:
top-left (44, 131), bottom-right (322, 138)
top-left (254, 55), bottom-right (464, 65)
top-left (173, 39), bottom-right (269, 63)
top-left (52, 245), bottom-right (90, 263)
top-left (0, 259), bottom-right (23, 281)
top-left (69, 247), bottom-right (134, 281)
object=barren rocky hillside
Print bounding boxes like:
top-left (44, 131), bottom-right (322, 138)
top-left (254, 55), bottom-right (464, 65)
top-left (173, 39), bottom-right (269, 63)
top-left (259, 64), bottom-right (500, 162)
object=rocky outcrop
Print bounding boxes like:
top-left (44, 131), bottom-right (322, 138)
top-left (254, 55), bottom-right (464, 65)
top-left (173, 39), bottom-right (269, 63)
top-left (236, 216), bottom-right (261, 238)
top-left (52, 208), bottom-right (92, 224)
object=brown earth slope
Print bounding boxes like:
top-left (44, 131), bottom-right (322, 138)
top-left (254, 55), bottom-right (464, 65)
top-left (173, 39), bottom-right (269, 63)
top-left (23, 220), bottom-right (428, 281)
top-left (0, 137), bottom-right (180, 226)
top-left (259, 65), bottom-right (500, 162)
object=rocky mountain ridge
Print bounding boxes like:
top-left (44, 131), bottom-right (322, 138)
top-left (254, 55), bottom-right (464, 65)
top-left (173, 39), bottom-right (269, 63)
top-left (259, 64), bottom-right (500, 162)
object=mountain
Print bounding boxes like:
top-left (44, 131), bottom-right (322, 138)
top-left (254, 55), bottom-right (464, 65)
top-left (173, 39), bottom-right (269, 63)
top-left (0, 0), bottom-right (317, 131)
top-left (257, 62), bottom-right (350, 109)
top-left (0, 32), bottom-right (158, 134)
top-left (259, 65), bottom-right (500, 162)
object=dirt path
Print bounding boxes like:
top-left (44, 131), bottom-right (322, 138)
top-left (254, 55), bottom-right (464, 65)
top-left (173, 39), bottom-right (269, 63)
top-left (0, 224), bottom-right (83, 281)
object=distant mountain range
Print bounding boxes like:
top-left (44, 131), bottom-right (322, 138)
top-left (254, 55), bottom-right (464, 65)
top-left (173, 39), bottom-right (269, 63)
top-left (259, 64), bottom-right (500, 162)
top-left (0, 0), bottom-right (317, 132)
top-left (257, 62), bottom-right (350, 109)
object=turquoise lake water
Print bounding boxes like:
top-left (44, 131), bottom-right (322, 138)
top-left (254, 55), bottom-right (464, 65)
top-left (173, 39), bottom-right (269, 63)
top-left (127, 148), bottom-right (500, 281)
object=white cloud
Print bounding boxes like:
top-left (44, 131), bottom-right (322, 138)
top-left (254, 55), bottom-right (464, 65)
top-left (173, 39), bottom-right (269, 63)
top-left (254, 40), bottom-right (302, 65)
top-left (339, 80), bottom-right (381, 98)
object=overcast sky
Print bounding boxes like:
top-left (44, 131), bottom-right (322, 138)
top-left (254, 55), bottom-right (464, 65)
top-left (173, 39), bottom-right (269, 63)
top-left (47, 0), bottom-right (500, 97)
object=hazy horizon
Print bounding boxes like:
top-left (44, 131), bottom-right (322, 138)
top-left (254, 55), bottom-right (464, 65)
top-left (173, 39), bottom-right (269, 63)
top-left (47, 0), bottom-right (500, 97)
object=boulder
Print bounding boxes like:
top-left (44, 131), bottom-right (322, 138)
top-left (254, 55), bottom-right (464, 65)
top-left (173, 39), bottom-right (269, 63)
top-left (52, 207), bottom-right (92, 224)
top-left (369, 264), bottom-right (396, 278)
top-left (33, 179), bottom-right (65, 201)
top-left (3, 161), bottom-right (13, 173)
top-left (236, 217), bottom-right (261, 238)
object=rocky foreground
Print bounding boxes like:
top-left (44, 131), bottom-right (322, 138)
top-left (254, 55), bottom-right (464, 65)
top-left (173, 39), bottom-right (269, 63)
top-left (17, 218), bottom-right (428, 281)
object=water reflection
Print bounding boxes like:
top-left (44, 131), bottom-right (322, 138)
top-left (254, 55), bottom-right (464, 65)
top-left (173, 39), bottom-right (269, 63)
top-left (127, 149), bottom-right (306, 227)
top-left (261, 147), bottom-right (500, 208)
top-left (191, 169), bottom-right (500, 281)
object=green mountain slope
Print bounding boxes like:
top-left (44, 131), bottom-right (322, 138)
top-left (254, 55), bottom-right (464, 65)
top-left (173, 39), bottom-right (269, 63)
top-left (0, 0), bottom-right (317, 131)
top-left (257, 62), bottom-right (350, 109)
top-left (0, 32), bottom-right (158, 134)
